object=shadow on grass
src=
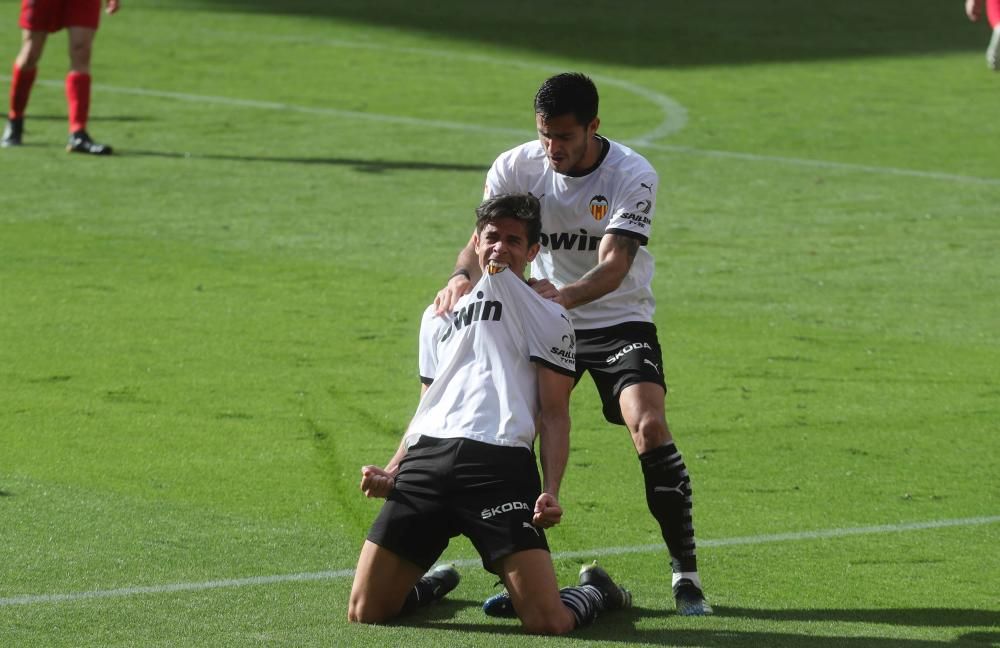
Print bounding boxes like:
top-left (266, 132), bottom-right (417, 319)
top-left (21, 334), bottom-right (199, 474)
top-left (398, 604), bottom-right (998, 646)
top-left (21, 114), bottom-right (153, 123)
top-left (165, 0), bottom-right (985, 69)
top-left (711, 606), bottom-right (1000, 628)
top-left (122, 149), bottom-right (488, 174)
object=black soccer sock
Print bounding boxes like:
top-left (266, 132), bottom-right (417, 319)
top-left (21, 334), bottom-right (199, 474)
top-left (398, 576), bottom-right (439, 616)
top-left (640, 443), bottom-right (698, 574)
top-left (559, 585), bottom-right (605, 627)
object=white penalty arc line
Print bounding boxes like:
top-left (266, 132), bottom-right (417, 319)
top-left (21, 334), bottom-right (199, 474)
top-left (2, 515), bottom-right (997, 608)
top-left (14, 77), bottom-right (998, 187)
top-left (182, 31), bottom-right (691, 143)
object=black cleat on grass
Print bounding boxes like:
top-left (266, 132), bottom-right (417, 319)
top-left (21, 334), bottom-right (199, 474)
top-left (579, 561), bottom-right (632, 610)
top-left (674, 578), bottom-right (713, 616)
top-left (2, 118), bottom-right (23, 147)
top-left (67, 130), bottom-right (113, 155)
top-left (420, 563), bottom-right (460, 603)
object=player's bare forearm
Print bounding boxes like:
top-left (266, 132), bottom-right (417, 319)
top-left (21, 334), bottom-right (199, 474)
top-left (536, 368), bottom-right (573, 498)
top-left (967, 0), bottom-right (985, 21)
top-left (538, 410), bottom-right (569, 498)
top-left (455, 237), bottom-right (482, 284)
top-left (383, 437), bottom-right (408, 476)
top-left (434, 234), bottom-right (482, 315)
top-left (363, 382), bottom-right (427, 495)
top-left (558, 233), bottom-right (639, 310)
top-left (380, 382), bottom-right (430, 474)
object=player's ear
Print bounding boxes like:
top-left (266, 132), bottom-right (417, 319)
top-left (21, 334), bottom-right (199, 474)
top-left (588, 117), bottom-right (600, 136)
top-left (472, 232), bottom-right (481, 254)
top-left (526, 242), bottom-right (540, 262)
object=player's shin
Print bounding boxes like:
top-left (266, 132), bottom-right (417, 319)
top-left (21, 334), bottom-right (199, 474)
top-left (639, 443), bottom-right (699, 580)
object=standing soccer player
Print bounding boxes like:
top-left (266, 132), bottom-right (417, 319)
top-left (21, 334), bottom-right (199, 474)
top-left (434, 73), bottom-right (712, 616)
top-left (965, 0), bottom-right (1000, 70)
top-left (349, 193), bottom-right (632, 635)
top-left (2, 0), bottom-right (120, 153)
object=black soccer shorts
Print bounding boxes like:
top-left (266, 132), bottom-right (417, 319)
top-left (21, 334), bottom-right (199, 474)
top-left (573, 321), bottom-right (668, 425)
top-left (367, 435), bottom-right (549, 573)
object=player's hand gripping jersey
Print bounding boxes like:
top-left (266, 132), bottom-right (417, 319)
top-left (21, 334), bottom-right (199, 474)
top-left (485, 138), bottom-right (659, 329)
top-left (408, 264), bottom-right (576, 450)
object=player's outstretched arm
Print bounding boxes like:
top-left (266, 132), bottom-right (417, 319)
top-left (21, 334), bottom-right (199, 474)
top-left (534, 366), bottom-right (573, 527)
top-left (106, 0), bottom-right (121, 15)
top-left (557, 232), bottom-right (638, 310)
top-left (433, 232), bottom-right (481, 315)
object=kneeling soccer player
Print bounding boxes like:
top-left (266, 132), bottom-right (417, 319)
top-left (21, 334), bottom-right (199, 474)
top-left (347, 193), bottom-right (631, 634)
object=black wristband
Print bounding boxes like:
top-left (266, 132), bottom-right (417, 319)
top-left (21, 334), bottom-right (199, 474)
top-left (448, 269), bottom-right (471, 282)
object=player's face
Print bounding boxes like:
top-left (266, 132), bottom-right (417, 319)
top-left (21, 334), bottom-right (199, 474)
top-left (536, 113), bottom-right (600, 175)
top-left (474, 218), bottom-right (540, 277)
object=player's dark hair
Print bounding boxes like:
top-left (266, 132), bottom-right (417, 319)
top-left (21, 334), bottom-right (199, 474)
top-left (534, 72), bottom-right (599, 126)
top-left (475, 193), bottom-right (542, 246)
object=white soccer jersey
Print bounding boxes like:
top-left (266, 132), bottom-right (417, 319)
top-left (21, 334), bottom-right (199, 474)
top-left (484, 137), bottom-right (658, 330)
top-left (407, 266), bottom-right (576, 451)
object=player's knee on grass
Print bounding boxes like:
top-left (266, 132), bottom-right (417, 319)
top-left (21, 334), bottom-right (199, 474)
top-left (347, 591), bottom-right (400, 624)
top-left (510, 587), bottom-right (577, 634)
top-left (517, 607), bottom-right (576, 635)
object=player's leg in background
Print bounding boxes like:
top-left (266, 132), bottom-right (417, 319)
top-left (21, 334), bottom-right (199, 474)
top-left (620, 383), bottom-right (694, 574)
top-left (347, 540), bottom-right (427, 623)
top-left (65, 26), bottom-right (95, 133)
top-left (11, 29), bottom-right (47, 109)
top-left (620, 382), bottom-right (711, 615)
top-left (986, 0), bottom-right (1000, 69)
top-left (63, 25), bottom-right (112, 153)
top-left (3, 30), bottom-right (48, 146)
top-left (987, 0), bottom-right (1000, 26)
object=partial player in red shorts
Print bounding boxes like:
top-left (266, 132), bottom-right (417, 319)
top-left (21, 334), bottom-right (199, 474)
top-left (966, 0), bottom-right (1000, 70)
top-left (1, 0), bottom-right (121, 154)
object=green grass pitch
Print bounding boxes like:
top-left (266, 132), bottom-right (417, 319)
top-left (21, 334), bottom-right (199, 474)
top-left (1, 1), bottom-right (998, 646)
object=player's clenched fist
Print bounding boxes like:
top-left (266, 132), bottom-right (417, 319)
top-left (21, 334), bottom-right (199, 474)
top-left (532, 492), bottom-right (563, 528)
top-left (359, 465), bottom-right (395, 498)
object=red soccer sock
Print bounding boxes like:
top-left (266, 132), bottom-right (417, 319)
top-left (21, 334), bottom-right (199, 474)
top-left (988, 0), bottom-right (1000, 28)
top-left (9, 64), bottom-right (38, 120)
top-left (65, 71), bottom-right (92, 133)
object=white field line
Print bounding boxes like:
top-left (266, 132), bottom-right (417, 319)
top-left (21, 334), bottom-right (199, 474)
top-left (2, 515), bottom-right (997, 608)
top-left (181, 31), bottom-right (691, 143)
top-left (13, 76), bottom-right (998, 187)
top-left (640, 142), bottom-right (1000, 186)
top-left (22, 78), bottom-right (528, 137)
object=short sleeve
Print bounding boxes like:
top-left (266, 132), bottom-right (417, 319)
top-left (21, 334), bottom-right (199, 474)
top-left (484, 153), bottom-right (513, 200)
top-left (606, 168), bottom-right (658, 245)
top-left (525, 303), bottom-right (576, 377)
top-left (418, 304), bottom-right (447, 385)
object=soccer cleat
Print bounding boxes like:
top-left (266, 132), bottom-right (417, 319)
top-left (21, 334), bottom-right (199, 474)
top-left (673, 578), bottom-right (713, 616)
top-left (67, 130), bottom-right (113, 155)
top-left (420, 563), bottom-right (460, 603)
top-left (578, 561), bottom-right (632, 611)
top-left (1, 118), bottom-right (23, 147)
top-left (988, 25), bottom-right (1000, 71)
top-left (482, 589), bottom-right (517, 618)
